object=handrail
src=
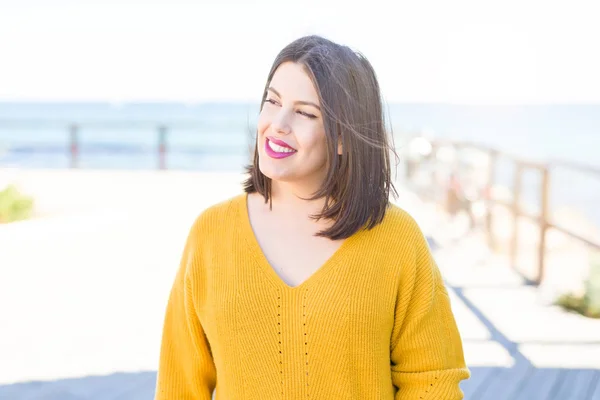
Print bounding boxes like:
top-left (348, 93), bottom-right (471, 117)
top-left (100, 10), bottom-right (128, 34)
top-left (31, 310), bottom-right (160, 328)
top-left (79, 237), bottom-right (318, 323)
top-left (550, 159), bottom-right (600, 176)
top-left (403, 136), bottom-right (600, 285)
top-left (0, 121), bottom-right (254, 170)
top-left (2, 123), bottom-right (599, 284)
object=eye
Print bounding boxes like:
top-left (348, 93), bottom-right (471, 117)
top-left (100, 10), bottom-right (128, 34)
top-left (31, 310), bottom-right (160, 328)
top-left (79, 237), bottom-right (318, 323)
top-left (297, 110), bottom-right (317, 119)
top-left (264, 98), bottom-right (279, 106)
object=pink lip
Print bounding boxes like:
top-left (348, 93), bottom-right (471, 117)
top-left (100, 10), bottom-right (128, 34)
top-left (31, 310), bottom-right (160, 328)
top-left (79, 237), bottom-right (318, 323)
top-left (265, 138), bottom-right (297, 159)
top-left (267, 136), bottom-right (296, 150)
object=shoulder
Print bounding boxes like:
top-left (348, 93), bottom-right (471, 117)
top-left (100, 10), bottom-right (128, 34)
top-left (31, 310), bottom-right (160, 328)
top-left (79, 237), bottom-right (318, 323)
top-left (192, 193), bottom-right (243, 228)
top-left (358, 202), bottom-right (437, 279)
top-left (184, 193), bottom-right (245, 244)
top-left (368, 202), bottom-right (427, 246)
top-left (180, 193), bottom-right (245, 274)
top-left (381, 203), bottom-right (444, 290)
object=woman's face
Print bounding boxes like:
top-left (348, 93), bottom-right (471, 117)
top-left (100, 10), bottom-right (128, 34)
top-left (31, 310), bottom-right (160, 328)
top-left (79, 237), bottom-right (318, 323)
top-left (257, 61), bottom-right (331, 189)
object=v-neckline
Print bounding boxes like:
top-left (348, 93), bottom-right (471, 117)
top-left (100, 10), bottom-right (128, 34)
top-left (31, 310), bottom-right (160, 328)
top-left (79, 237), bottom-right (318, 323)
top-left (238, 193), bottom-right (359, 292)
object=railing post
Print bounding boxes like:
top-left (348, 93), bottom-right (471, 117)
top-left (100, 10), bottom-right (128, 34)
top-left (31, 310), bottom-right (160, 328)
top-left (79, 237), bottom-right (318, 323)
top-left (486, 150), bottom-right (498, 250)
top-left (69, 124), bottom-right (79, 169)
top-left (510, 163), bottom-right (523, 269)
top-left (430, 141), bottom-right (439, 201)
top-left (158, 125), bottom-right (167, 170)
top-left (537, 166), bottom-right (550, 285)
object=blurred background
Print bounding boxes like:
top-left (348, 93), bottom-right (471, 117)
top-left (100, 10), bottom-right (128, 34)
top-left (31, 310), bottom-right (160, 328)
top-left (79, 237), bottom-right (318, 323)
top-left (0, 0), bottom-right (599, 399)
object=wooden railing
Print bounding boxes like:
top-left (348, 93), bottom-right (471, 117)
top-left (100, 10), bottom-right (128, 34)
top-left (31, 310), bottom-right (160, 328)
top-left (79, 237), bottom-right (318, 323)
top-left (0, 121), bottom-right (254, 170)
top-left (64, 123), bottom-right (205, 170)
top-left (2, 123), bottom-right (598, 286)
top-left (403, 137), bottom-right (600, 285)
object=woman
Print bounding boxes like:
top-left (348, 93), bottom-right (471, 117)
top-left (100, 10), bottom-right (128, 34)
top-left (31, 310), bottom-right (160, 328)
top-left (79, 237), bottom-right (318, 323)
top-left (155, 35), bottom-right (470, 399)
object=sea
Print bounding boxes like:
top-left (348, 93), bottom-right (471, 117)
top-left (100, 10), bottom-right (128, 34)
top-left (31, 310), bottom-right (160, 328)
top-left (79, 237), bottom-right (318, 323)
top-left (0, 102), bottom-right (599, 231)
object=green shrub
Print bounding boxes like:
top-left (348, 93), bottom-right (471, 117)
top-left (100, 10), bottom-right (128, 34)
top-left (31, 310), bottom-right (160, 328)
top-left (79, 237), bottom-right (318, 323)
top-left (0, 185), bottom-right (34, 223)
top-left (556, 252), bottom-right (600, 318)
top-left (584, 252), bottom-right (600, 316)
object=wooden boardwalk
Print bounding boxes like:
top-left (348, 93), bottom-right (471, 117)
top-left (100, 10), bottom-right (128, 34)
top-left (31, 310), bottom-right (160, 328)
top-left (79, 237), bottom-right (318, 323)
top-left (435, 233), bottom-right (600, 400)
top-left (1, 170), bottom-right (599, 399)
top-left (1, 367), bottom-right (599, 400)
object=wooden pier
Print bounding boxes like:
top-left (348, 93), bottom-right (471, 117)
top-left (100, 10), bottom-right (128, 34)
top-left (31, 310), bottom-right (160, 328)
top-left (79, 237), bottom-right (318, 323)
top-left (0, 165), bottom-right (598, 399)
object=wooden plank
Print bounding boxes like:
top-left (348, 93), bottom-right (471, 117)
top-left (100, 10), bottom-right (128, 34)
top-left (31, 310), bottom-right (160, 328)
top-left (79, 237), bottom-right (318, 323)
top-left (512, 368), bottom-right (564, 400)
top-left (589, 371), bottom-right (600, 400)
top-left (111, 373), bottom-right (157, 400)
top-left (0, 382), bottom-right (49, 400)
top-left (0, 382), bottom-right (84, 400)
top-left (460, 367), bottom-right (498, 398)
top-left (0, 372), bottom-right (154, 400)
top-left (87, 372), bottom-right (152, 400)
top-left (56, 373), bottom-right (135, 398)
top-left (550, 369), bottom-right (600, 400)
top-left (473, 361), bottom-right (533, 400)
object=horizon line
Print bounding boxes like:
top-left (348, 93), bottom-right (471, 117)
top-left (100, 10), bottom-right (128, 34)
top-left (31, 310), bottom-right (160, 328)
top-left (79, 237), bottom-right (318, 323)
top-left (1, 99), bottom-right (600, 107)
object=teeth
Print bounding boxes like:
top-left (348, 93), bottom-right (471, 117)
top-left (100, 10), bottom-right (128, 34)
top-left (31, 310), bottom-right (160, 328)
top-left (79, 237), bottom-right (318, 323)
top-left (268, 140), bottom-right (295, 153)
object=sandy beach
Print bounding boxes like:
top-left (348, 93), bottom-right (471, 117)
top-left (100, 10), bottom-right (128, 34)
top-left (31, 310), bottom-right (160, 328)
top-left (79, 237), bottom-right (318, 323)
top-left (0, 168), bottom-right (434, 384)
top-left (0, 169), bottom-right (248, 384)
top-left (1, 168), bottom-right (599, 393)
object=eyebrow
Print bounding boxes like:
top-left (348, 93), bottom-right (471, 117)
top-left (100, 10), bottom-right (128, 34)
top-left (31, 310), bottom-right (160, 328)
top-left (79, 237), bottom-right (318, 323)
top-left (267, 87), bottom-right (321, 111)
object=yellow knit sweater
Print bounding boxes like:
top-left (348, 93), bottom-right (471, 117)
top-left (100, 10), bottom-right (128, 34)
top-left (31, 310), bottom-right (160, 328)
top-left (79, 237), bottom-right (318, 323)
top-left (155, 194), bottom-right (470, 399)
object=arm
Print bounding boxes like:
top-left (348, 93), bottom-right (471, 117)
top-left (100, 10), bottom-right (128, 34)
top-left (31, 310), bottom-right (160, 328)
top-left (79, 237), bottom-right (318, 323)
top-left (155, 220), bottom-right (216, 400)
top-left (390, 223), bottom-right (470, 399)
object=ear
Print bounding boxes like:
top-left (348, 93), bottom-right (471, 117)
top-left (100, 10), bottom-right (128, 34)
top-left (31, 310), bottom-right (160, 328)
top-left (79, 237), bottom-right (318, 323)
top-left (337, 135), bottom-right (343, 155)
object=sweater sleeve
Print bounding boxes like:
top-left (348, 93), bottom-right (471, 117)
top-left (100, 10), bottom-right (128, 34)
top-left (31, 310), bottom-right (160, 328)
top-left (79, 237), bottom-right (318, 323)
top-left (390, 222), bottom-right (470, 399)
top-left (155, 220), bottom-right (217, 400)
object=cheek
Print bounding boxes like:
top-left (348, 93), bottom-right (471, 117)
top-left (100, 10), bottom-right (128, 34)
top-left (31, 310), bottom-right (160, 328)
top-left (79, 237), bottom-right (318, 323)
top-left (257, 105), bottom-right (280, 135)
top-left (299, 129), bottom-right (328, 158)
top-left (256, 111), bottom-right (269, 136)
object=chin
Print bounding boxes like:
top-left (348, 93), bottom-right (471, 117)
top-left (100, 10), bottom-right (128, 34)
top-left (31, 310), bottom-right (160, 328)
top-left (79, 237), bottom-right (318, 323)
top-left (258, 161), bottom-right (295, 183)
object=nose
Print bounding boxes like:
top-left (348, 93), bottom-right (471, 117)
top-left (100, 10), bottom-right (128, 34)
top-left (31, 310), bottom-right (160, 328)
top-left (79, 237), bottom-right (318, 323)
top-left (270, 109), bottom-right (292, 135)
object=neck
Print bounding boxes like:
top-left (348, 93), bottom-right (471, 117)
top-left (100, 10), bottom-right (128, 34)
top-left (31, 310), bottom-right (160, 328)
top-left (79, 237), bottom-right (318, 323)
top-left (268, 179), bottom-right (328, 221)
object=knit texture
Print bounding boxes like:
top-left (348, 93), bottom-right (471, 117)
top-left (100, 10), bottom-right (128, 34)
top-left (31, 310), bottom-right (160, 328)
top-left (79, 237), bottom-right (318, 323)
top-left (155, 193), bottom-right (470, 399)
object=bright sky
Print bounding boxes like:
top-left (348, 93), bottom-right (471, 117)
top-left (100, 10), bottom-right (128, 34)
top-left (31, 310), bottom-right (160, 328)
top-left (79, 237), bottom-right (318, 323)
top-left (0, 0), bottom-right (599, 104)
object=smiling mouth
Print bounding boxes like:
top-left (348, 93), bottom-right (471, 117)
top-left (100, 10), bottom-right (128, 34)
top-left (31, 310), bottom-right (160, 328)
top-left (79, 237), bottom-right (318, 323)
top-left (267, 138), bottom-right (296, 152)
top-left (265, 138), bottom-right (297, 159)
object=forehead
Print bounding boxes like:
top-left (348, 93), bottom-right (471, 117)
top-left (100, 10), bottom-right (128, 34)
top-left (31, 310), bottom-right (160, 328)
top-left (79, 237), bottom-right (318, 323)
top-left (270, 62), bottom-right (319, 102)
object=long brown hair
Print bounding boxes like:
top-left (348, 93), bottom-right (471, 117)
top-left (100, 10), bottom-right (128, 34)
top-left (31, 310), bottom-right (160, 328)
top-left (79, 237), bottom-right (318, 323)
top-left (244, 35), bottom-right (398, 240)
